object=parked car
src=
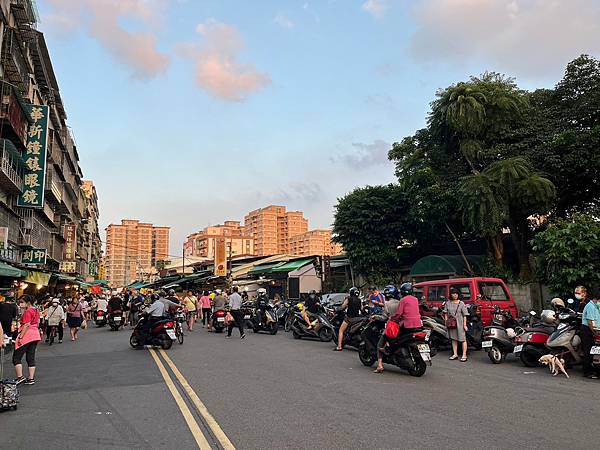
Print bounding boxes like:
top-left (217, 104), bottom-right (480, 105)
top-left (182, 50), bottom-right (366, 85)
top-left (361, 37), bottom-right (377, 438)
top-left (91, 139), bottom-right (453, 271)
top-left (414, 277), bottom-right (519, 327)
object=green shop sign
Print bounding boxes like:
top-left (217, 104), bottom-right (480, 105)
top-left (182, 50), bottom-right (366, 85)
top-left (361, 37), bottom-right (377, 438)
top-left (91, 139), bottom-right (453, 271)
top-left (22, 248), bottom-right (47, 265)
top-left (17, 104), bottom-right (49, 208)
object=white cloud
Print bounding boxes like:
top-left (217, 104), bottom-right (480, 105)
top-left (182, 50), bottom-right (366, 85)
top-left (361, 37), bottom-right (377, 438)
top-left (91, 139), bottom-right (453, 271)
top-left (410, 0), bottom-right (600, 78)
top-left (274, 12), bottom-right (295, 29)
top-left (333, 140), bottom-right (391, 167)
top-left (362, 0), bottom-right (388, 19)
top-left (177, 19), bottom-right (270, 102)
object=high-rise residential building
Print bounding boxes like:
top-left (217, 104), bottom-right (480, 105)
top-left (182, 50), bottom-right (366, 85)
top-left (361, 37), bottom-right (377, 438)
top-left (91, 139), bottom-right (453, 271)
top-left (81, 181), bottom-right (102, 279)
top-left (288, 229), bottom-right (344, 257)
top-left (105, 220), bottom-right (170, 288)
top-left (0, 1), bottom-right (99, 278)
top-left (244, 205), bottom-right (308, 256)
top-left (185, 221), bottom-right (254, 259)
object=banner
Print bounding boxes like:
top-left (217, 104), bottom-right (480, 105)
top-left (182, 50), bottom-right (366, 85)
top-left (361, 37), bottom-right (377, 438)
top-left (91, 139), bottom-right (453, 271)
top-left (18, 105), bottom-right (49, 208)
top-left (59, 261), bottom-right (77, 273)
top-left (22, 248), bottom-right (47, 265)
top-left (214, 238), bottom-right (227, 277)
top-left (63, 224), bottom-right (77, 260)
top-left (0, 227), bottom-right (8, 249)
top-left (24, 270), bottom-right (51, 286)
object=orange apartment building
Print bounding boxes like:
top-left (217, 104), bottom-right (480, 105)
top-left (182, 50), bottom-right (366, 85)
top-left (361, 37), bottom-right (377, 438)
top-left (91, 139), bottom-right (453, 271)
top-left (244, 206), bottom-right (308, 256)
top-left (288, 229), bottom-right (344, 257)
top-left (105, 220), bottom-right (170, 287)
top-left (185, 221), bottom-right (254, 259)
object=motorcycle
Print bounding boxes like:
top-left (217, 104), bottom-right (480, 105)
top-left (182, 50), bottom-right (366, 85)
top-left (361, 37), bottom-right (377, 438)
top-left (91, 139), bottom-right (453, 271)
top-left (173, 311), bottom-right (185, 344)
top-left (290, 307), bottom-right (335, 342)
top-left (357, 315), bottom-right (431, 377)
top-left (545, 306), bottom-right (583, 366)
top-left (129, 315), bottom-right (177, 350)
top-left (513, 310), bottom-right (556, 367)
top-left (482, 305), bottom-right (526, 364)
top-left (95, 310), bottom-right (107, 328)
top-left (108, 310), bottom-right (124, 331)
top-left (241, 301), bottom-right (255, 329)
top-left (212, 310), bottom-right (227, 333)
top-left (330, 308), bottom-right (368, 349)
top-left (465, 304), bottom-right (484, 350)
top-left (420, 304), bottom-right (449, 354)
top-left (591, 332), bottom-right (600, 372)
top-left (248, 303), bottom-right (279, 335)
top-left (275, 301), bottom-right (293, 328)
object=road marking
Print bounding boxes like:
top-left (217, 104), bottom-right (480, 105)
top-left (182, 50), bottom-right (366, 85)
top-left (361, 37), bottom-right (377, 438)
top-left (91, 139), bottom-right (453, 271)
top-left (159, 349), bottom-right (236, 450)
top-left (149, 348), bottom-right (212, 449)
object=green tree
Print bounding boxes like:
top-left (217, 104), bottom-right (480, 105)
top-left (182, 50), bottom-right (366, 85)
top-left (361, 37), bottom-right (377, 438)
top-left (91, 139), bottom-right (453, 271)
top-left (532, 215), bottom-right (600, 295)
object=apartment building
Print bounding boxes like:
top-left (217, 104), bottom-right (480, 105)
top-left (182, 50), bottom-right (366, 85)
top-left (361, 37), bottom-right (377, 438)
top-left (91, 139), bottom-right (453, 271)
top-left (185, 221), bottom-right (254, 259)
top-left (105, 220), bottom-right (170, 288)
top-left (288, 229), bottom-right (344, 257)
top-left (244, 205), bottom-right (308, 256)
top-left (0, 0), bottom-right (100, 277)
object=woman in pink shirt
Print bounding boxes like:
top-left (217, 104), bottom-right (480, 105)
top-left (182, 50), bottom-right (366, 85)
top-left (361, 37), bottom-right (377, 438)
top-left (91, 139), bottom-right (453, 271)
top-left (13, 295), bottom-right (41, 385)
top-left (199, 291), bottom-right (212, 329)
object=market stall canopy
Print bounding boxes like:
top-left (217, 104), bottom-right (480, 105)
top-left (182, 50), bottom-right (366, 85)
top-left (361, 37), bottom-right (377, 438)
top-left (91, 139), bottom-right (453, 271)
top-left (269, 258), bottom-right (314, 273)
top-left (162, 271), bottom-right (212, 289)
top-left (232, 255), bottom-right (294, 279)
top-left (409, 255), bottom-right (484, 278)
top-left (0, 261), bottom-right (26, 278)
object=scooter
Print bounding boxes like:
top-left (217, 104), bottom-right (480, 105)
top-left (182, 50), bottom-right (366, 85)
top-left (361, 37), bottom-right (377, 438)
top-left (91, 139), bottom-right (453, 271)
top-left (108, 309), bottom-right (124, 331)
top-left (249, 303), bottom-right (279, 335)
top-left (95, 310), bottom-right (107, 328)
top-left (482, 305), bottom-right (526, 364)
top-left (591, 332), bottom-right (600, 372)
top-left (545, 304), bottom-right (583, 366)
top-left (290, 308), bottom-right (335, 342)
top-left (513, 310), bottom-right (556, 367)
top-left (129, 315), bottom-right (176, 350)
top-left (330, 309), bottom-right (368, 349)
top-left (466, 304), bottom-right (484, 350)
top-left (357, 315), bottom-right (431, 377)
top-left (419, 305), bottom-right (449, 354)
top-left (212, 310), bottom-right (227, 333)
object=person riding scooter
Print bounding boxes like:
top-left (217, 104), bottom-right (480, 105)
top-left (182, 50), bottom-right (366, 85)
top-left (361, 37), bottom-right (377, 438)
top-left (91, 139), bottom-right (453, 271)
top-left (334, 287), bottom-right (362, 351)
top-left (255, 288), bottom-right (269, 326)
top-left (139, 294), bottom-right (168, 344)
top-left (303, 290), bottom-right (321, 329)
top-left (374, 283), bottom-right (423, 374)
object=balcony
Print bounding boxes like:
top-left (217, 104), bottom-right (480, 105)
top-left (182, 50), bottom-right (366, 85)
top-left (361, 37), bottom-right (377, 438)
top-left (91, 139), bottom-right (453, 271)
top-left (0, 86), bottom-right (30, 145)
top-left (45, 168), bottom-right (63, 205)
top-left (17, 207), bottom-right (53, 249)
top-left (0, 139), bottom-right (24, 193)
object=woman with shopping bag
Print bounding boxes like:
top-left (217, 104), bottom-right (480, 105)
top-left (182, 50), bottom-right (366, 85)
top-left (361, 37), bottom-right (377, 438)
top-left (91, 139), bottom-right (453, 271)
top-left (13, 295), bottom-right (41, 385)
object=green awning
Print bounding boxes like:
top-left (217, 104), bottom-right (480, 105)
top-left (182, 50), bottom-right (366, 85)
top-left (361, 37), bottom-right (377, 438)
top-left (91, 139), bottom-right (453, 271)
top-left (409, 255), bottom-right (484, 278)
top-left (128, 281), bottom-right (146, 289)
top-left (0, 261), bottom-right (25, 278)
top-left (89, 280), bottom-right (109, 286)
top-left (248, 262), bottom-right (285, 275)
top-left (270, 258), bottom-right (314, 273)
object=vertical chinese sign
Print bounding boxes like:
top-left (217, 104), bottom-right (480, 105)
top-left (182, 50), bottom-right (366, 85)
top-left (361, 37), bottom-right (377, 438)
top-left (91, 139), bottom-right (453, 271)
top-left (63, 224), bottom-right (76, 261)
top-left (17, 105), bottom-right (49, 208)
top-left (214, 238), bottom-right (227, 277)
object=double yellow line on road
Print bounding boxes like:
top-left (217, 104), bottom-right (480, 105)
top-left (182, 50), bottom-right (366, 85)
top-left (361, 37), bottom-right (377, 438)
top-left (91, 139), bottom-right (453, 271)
top-left (149, 348), bottom-right (235, 450)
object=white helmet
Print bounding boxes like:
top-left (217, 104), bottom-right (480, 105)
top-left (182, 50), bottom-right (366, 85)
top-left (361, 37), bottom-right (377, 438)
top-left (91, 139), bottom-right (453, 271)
top-left (550, 298), bottom-right (565, 311)
top-left (257, 288), bottom-right (267, 295)
top-left (506, 328), bottom-right (517, 339)
top-left (540, 309), bottom-right (556, 324)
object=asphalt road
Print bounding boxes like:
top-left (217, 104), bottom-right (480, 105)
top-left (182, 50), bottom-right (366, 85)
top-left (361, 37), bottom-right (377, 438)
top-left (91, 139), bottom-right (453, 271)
top-left (2, 322), bottom-right (600, 450)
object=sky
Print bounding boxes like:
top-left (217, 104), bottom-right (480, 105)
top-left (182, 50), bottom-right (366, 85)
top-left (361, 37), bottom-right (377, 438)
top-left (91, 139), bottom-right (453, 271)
top-left (36, 0), bottom-right (600, 256)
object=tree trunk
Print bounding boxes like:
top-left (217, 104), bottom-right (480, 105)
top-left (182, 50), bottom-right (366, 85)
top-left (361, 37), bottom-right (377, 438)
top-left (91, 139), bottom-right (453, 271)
top-left (508, 215), bottom-right (532, 280)
top-left (487, 234), bottom-right (504, 267)
top-left (445, 222), bottom-right (473, 275)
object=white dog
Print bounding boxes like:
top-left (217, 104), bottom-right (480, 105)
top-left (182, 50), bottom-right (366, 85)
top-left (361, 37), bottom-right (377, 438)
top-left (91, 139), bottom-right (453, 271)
top-left (539, 354), bottom-right (569, 378)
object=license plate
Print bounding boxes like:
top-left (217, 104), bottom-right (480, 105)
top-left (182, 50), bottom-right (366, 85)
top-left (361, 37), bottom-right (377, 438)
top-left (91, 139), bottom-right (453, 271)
top-left (217, 317), bottom-right (225, 322)
top-left (166, 330), bottom-right (177, 340)
top-left (482, 340), bottom-right (493, 348)
top-left (514, 344), bottom-right (523, 354)
top-left (114, 317), bottom-right (121, 322)
top-left (244, 315), bottom-right (251, 320)
top-left (420, 352), bottom-right (431, 361)
top-left (417, 344), bottom-right (430, 353)
top-left (590, 346), bottom-right (600, 355)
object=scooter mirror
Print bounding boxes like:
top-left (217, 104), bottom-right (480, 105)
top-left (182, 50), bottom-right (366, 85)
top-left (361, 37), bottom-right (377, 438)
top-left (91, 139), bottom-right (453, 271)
top-left (567, 298), bottom-right (574, 305)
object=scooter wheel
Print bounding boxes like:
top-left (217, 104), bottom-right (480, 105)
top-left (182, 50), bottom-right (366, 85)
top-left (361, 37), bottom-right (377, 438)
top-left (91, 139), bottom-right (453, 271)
top-left (129, 334), bottom-right (140, 349)
top-left (520, 350), bottom-right (541, 367)
top-left (358, 344), bottom-right (376, 367)
top-left (488, 345), bottom-right (505, 364)
top-left (269, 323), bottom-right (278, 335)
top-left (409, 358), bottom-right (427, 377)
top-left (292, 330), bottom-right (301, 339)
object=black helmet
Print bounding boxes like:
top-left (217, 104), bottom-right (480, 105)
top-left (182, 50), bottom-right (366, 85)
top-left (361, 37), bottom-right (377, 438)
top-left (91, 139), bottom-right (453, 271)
top-left (168, 289), bottom-right (175, 296)
top-left (349, 287), bottom-right (360, 297)
top-left (383, 285), bottom-right (399, 300)
top-left (309, 290), bottom-right (318, 299)
top-left (399, 282), bottom-right (413, 296)
top-left (150, 293), bottom-right (159, 301)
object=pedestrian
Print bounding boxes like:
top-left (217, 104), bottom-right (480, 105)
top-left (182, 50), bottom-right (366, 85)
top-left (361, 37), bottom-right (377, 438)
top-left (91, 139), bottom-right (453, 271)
top-left (80, 296), bottom-right (90, 323)
top-left (444, 287), bottom-right (469, 362)
top-left (182, 291), bottom-right (198, 332)
top-left (580, 290), bottom-right (600, 379)
top-left (66, 298), bottom-right (84, 341)
top-left (13, 295), bottom-right (41, 385)
top-left (226, 287), bottom-right (245, 339)
top-left (200, 291), bottom-right (212, 328)
top-left (573, 285), bottom-right (589, 313)
top-left (0, 294), bottom-right (18, 341)
top-left (45, 298), bottom-right (65, 344)
top-left (368, 286), bottom-right (385, 314)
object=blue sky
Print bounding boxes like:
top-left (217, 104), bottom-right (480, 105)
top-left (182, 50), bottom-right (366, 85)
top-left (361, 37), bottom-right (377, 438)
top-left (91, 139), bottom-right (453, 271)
top-left (36, 0), bottom-right (600, 254)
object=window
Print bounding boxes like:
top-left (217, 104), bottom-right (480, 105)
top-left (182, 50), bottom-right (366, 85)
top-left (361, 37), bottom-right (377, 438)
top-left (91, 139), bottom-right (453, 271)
top-left (427, 285), bottom-right (447, 302)
top-left (450, 283), bottom-right (472, 301)
top-left (478, 282), bottom-right (509, 301)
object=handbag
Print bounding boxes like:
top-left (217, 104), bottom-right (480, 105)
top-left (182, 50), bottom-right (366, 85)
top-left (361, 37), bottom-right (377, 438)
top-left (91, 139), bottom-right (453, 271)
top-left (225, 312), bottom-right (234, 324)
top-left (384, 320), bottom-right (400, 339)
top-left (445, 302), bottom-right (460, 329)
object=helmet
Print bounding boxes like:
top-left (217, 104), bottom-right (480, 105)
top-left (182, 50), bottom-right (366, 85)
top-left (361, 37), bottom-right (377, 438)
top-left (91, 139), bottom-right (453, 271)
top-left (296, 303), bottom-right (304, 311)
top-left (168, 289), bottom-right (175, 296)
top-left (308, 290), bottom-right (318, 299)
top-left (399, 282), bottom-right (413, 296)
top-left (257, 288), bottom-right (267, 296)
top-left (550, 298), bottom-right (565, 311)
top-left (349, 287), bottom-right (360, 297)
top-left (150, 293), bottom-right (159, 301)
top-left (540, 309), bottom-right (556, 324)
top-left (215, 289), bottom-right (222, 295)
top-left (506, 328), bottom-right (517, 339)
top-left (383, 285), bottom-right (399, 300)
